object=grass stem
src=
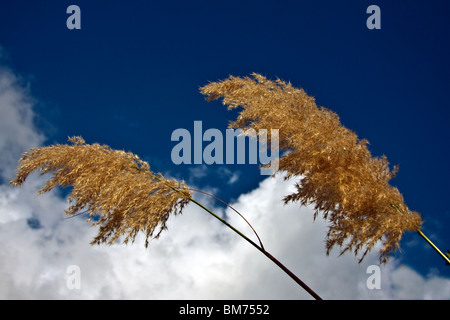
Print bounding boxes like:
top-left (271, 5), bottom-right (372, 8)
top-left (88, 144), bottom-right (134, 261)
top-left (188, 196), bottom-right (323, 300)
top-left (416, 229), bottom-right (450, 265)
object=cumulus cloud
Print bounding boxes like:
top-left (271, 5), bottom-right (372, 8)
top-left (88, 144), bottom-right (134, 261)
top-left (0, 65), bottom-right (44, 181)
top-left (0, 61), bottom-right (449, 300)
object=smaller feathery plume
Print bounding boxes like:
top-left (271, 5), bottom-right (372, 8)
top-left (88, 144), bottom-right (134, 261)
top-left (9, 136), bottom-right (324, 299)
top-left (200, 73), bottom-right (423, 264)
top-left (10, 136), bottom-right (192, 247)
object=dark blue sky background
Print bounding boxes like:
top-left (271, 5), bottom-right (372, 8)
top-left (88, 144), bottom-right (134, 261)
top-left (1, 1), bottom-right (450, 276)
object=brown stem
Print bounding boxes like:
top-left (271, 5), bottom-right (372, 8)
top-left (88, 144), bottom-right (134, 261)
top-left (147, 170), bottom-right (323, 299)
top-left (187, 187), bottom-right (265, 250)
top-left (188, 196), bottom-right (323, 300)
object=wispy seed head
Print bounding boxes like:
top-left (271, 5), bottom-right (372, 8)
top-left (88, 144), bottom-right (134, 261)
top-left (201, 73), bottom-right (422, 263)
top-left (10, 136), bottom-right (192, 247)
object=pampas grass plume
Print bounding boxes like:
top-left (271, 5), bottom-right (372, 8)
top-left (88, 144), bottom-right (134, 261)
top-left (10, 136), bottom-right (192, 247)
top-left (201, 73), bottom-right (423, 263)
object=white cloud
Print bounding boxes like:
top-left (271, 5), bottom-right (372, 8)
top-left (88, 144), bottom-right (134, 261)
top-left (0, 65), bottom-right (44, 182)
top-left (0, 62), bottom-right (449, 300)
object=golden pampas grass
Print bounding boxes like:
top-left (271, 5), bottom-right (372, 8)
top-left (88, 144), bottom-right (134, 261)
top-left (10, 136), bottom-right (192, 247)
top-left (201, 73), bottom-right (423, 263)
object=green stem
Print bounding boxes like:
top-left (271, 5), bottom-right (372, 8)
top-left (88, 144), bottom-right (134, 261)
top-left (416, 229), bottom-right (450, 265)
top-left (391, 204), bottom-right (449, 265)
top-left (188, 196), bottom-right (323, 300)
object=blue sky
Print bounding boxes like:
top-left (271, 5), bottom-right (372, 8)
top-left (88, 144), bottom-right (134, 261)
top-left (0, 0), bottom-right (449, 297)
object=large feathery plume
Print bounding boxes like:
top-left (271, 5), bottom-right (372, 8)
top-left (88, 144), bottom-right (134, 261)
top-left (200, 73), bottom-right (424, 264)
top-left (9, 136), bottom-right (192, 247)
